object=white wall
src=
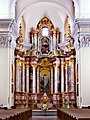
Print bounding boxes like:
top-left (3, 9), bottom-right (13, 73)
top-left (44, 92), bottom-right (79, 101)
top-left (0, 48), bottom-right (14, 108)
top-left (0, 0), bottom-right (10, 18)
top-left (0, 48), bottom-right (9, 107)
top-left (79, 0), bottom-right (90, 18)
top-left (79, 47), bottom-right (90, 107)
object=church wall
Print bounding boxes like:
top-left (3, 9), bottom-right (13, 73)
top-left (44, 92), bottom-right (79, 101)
top-left (0, 0), bottom-right (10, 18)
top-left (79, 0), bottom-right (90, 18)
top-left (78, 47), bottom-right (90, 107)
top-left (0, 48), bottom-right (14, 108)
top-left (0, 48), bottom-right (9, 107)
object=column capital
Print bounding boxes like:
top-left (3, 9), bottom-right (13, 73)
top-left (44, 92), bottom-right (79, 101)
top-left (53, 64), bottom-right (59, 68)
top-left (73, 18), bottom-right (90, 49)
top-left (64, 60), bottom-right (69, 68)
top-left (0, 19), bottom-right (18, 48)
top-left (31, 60), bottom-right (37, 68)
top-left (32, 64), bottom-right (37, 68)
top-left (61, 60), bottom-right (64, 68)
top-left (0, 35), bottom-right (12, 48)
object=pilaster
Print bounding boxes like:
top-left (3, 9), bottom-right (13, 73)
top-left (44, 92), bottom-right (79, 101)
top-left (73, 18), bottom-right (90, 50)
top-left (0, 19), bottom-right (17, 48)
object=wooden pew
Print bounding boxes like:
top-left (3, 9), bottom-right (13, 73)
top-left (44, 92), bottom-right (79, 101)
top-left (0, 108), bottom-right (32, 120)
top-left (57, 108), bottom-right (90, 120)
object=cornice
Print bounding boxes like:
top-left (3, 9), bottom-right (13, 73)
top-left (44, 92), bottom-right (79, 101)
top-left (0, 19), bottom-right (18, 36)
top-left (0, 19), bottom-right (18, 48)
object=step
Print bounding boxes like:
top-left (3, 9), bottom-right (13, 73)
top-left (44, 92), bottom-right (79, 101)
top-left (32, 109), bottom-right (57, 116)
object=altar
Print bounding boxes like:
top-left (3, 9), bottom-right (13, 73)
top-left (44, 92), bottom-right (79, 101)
top-left (14, 17), bottom-right (76, 109)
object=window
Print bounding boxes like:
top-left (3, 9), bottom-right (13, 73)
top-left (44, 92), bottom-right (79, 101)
top-left (42, 27), bottom-right (49, 36)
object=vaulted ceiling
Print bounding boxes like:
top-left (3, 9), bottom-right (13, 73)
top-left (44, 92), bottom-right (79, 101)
top-left (9, 0), bottom-right (79, 41)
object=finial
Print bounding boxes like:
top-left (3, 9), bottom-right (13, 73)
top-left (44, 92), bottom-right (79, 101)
top-left (19, 23), bottom-right (23, 37)
top-left (31, 27), bottom-right (34, 31)
top-left (56, 27), bottom-right (59, 31)
top-left (36, 28), bottom-right (39, 32)
top-left (67, 24), bottom-right (71, 37)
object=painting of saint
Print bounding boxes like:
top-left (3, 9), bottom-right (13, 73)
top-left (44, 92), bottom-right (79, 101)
top-left (41, 37), bottom-right (49, 54)
top-left (40, 75), bottom-right (49, 93)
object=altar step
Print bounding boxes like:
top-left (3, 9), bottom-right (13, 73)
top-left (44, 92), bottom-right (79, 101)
top-left (32, 109), bottom-right (57, 116)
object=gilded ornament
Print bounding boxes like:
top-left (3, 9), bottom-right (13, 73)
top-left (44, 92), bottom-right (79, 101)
top-left (56, 27), bottom-right (59, 31)
top-left (67, 24), bottom-right (71, 37)
top-left (19, 23), bottom-right (23, 37)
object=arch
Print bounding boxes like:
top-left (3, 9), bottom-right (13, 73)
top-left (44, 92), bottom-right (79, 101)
top-left (9, 0), bottom-right (79, 20)
top-left (64, 16), bottom-right (69, 40)
top-left (15, 1), bottom-right (74, 23)
top-left (36, 17), bottom-right (54, 30)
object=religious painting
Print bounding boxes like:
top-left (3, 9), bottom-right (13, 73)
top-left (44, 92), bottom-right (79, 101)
top-left (29, 66), bottom-right (33, 93)
top-left (40, 68), bottom-right (50, 93)
top-left (41, 37), bottom-right (49, 54)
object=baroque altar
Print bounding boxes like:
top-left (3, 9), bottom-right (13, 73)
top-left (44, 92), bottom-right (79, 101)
top-left (14, 17), bottom-right (76, 109)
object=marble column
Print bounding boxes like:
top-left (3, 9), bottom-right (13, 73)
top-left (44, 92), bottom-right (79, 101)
top-left (54, 65), bottom-right (59, 93)
top-left (26, 60), bottom-right (29, 93)
top-left (38, 35), bottom-right (40, 51)
top-left (32, 65), bottom-right (37, 93)
top-left (65, 60), bottom-right (68, 92)
top-left (61, 58), bottom-right (64, 93)
top-left (70, 58), bottom-right (74, 91)
top-left (37, 67), bottom-right (40, 93)
top-left (16, 55), bottom-right (21, 92)
top-left (16, 57), bottom-right (20, 92)
top-left (51, 67), bottom-right (54, 93)
top-left (22, 58), bottom-right (25, 92)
